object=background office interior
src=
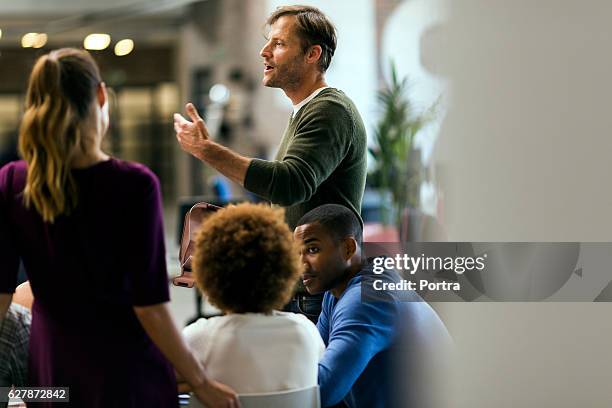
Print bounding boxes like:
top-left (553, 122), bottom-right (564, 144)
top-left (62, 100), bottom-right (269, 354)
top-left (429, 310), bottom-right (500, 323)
top-left (2, 0), bottom-right (612, 406)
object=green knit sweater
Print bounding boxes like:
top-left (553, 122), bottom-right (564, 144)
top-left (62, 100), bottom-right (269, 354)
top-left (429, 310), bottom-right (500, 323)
top-left (244, 88), bottom-right (367, 229)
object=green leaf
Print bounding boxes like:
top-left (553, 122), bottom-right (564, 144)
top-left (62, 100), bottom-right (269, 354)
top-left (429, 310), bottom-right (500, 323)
top-left (369, 60), bottom-right (440, 225)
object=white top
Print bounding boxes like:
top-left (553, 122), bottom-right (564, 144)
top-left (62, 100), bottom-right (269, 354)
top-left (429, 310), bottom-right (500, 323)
top-left (183, 311), bottom-right (325, 394)
top-left (292, 86), bottom-right (330, 117)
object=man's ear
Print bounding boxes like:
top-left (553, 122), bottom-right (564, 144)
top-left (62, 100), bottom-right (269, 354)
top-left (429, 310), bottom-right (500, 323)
top-left (342, 237), bottom-right (357, 261)
top-left (306, 45), bottom-right (323, 65)
top-left (97, 82), bottom-right (108, 108)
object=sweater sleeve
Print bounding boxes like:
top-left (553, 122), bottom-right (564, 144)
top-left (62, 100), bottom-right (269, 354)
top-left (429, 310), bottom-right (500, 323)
top-left (317, 293), bottom-right (397, 407)
top-left (316, 294), bottom-right (331, 345)
top-left (244, 100), bottom-right (352, 206)
top-left (0, 164), bottom-right (20, 294)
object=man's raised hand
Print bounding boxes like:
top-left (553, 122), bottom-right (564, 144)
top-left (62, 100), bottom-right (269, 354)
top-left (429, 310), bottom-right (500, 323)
top-left (174, 103), bottom-right (210, 161)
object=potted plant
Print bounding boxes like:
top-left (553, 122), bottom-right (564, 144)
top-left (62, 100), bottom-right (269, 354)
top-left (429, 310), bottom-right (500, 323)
top-left (368, 63), bottom-right (437, 236)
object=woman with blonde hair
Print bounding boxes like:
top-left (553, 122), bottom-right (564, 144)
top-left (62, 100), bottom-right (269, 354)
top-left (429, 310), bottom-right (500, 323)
top-left (0, 48), bottom-right (239, 408)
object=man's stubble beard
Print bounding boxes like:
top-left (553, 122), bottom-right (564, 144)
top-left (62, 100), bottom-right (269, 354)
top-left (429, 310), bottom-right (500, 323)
top-left (264, 54), bottom-right (305, 91)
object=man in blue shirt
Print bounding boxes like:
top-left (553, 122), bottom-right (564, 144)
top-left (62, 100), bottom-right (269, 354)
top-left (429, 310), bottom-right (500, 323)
top-left (294, 204), bottom-right (450, 408)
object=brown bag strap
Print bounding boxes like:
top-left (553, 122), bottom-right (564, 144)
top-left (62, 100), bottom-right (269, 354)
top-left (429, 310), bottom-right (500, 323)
top-left (174, 202), bottom-right (221, 287)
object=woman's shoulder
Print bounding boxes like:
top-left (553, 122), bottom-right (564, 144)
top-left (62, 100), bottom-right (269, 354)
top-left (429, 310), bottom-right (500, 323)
top-left (104, 158), bottom-right (157, 178)
top-left (96, 158), bottom-right (160, 190)
top-left (271, 311), bottom-right (320, 333)
top-left (0, 160), bottom-right (27, 194)
top-left (183, 317), bottom-right (215, 338)
top-left (0, 160), bottom-right (27, 176)
top-left (271, 312), bottom-right (324, 350)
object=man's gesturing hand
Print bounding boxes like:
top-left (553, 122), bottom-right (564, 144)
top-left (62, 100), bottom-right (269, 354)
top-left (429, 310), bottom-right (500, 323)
top-left (174, 103), bottom-right (210, 161)
top-left (173, 101), bottom-right (251, 186)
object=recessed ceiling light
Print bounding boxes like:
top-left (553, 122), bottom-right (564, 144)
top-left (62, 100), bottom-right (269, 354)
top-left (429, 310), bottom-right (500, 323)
top-left (84, 33), bottom-right (111, 51)
top-left (22, 33), bottom-right (48, 48)
top-left (32, 33), bottom-right (47, 49)
top-left (114, 39), bottom-right (134, 56)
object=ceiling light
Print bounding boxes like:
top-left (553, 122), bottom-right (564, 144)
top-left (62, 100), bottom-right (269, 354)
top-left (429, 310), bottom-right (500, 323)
top-left (32, 33), bottom-right (47, 48)
top-left (22, 33), bottom-right (48, 48)
top-left (22, 33), bottom-right (38, 48)
top-left (114, 39), bottom-right (134, 56)
top-left (84, 34), bottom-right (111, 51)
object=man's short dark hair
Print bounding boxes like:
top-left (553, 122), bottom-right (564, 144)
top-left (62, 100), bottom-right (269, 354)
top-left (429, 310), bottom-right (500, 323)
top-left (267, 5), bottom-right (337, 73)
top-left (297, 204), bottom-right (362, 246)
top-left (193, 203), bottom-right (301, 314)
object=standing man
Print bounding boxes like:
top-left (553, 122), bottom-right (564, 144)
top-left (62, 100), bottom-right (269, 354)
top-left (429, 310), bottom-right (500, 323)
top-left (174, 5), bottom-right (367, 230)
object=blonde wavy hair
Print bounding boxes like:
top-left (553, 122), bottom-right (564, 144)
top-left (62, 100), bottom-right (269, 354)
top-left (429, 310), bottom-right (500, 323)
top-left (193, 203), bottom-right (302, 314)
top-left (18, 48), bottom-right (102, 223)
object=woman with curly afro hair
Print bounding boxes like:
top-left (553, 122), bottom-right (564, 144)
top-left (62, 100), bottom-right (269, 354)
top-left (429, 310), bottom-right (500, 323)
top-left (182, 203), bottom-right (324, 394)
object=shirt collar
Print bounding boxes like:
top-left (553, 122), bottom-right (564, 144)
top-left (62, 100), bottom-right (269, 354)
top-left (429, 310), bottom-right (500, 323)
top-left (292, 86), bottom-right (329, 117)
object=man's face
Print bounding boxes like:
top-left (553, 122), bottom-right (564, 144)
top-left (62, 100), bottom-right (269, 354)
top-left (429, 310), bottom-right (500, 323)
top-left (260, 15), bottom-right (308, 90)
top-left (294, 222), bottom-right (351, 295)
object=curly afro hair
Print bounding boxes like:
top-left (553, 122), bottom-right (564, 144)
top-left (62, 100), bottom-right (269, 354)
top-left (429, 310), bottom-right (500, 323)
top-left (192, 203), bottom-right (302, 314)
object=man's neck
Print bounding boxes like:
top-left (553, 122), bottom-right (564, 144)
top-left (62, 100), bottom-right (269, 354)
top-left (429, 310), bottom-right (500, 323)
top-left (330, 260), bottom-right (364, 299)
top-left (284, 74), bottom-right (328, 105)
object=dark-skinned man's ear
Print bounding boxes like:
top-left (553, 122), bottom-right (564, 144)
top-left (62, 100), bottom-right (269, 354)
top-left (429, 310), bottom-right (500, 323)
top-left (342, 237), bottom-right (357, 261)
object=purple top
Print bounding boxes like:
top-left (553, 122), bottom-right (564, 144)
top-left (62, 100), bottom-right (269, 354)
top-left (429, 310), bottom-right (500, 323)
top-left (0, 159), bottom-right (177, 407)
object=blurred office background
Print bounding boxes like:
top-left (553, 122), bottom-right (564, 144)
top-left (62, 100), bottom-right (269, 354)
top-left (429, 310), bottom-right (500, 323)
top-left (0, 0), bottom-right (424, 206)
top-left (3, 0), bottom-right (612, 407)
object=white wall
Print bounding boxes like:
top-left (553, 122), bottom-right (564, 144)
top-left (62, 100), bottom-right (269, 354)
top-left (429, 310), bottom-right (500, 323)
top-left (429, 0), bottom-right (612, 242)
top-left (426, 1), bottom-right (612, 406)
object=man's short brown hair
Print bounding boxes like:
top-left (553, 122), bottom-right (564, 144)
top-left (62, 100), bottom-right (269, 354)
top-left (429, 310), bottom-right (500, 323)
top-left (267, 5), bottom-right (337, 73)
top-left (193, 203), bottom-right (301, 314)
